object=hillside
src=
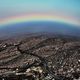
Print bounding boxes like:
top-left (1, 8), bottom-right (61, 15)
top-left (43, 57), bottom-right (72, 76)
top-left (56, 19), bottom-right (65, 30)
top-left (0, 34), bottom-right (80, 80)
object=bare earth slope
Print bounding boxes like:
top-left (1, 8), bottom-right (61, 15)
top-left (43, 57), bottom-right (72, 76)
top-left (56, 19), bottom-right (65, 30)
top-left (0, 34), bottom-right (80, 80)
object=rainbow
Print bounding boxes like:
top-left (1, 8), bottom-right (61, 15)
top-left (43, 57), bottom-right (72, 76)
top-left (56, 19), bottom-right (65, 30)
top-left (0, 13), bottom-right (80, 27)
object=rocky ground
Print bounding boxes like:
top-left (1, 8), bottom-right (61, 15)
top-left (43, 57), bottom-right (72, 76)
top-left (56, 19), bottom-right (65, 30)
top-left (0, 33), bottom-right (80, 80)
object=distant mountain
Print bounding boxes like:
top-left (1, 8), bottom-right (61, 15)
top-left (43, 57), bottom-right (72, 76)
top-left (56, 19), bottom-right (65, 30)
top-left (0, 21), bottom-right (80, 39)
